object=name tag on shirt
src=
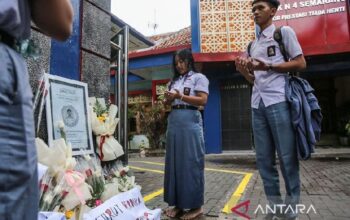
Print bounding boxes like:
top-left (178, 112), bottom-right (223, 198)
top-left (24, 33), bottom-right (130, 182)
top-left (183, 87), bottom-right (191, 95)
top-left (267, 45), bottom-right (276, 57)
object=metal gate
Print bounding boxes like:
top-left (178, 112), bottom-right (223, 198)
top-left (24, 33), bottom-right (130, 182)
top-left (220, 79), bottom-right (253, 151)
top-left (110, 27), bottom-right (129, 163)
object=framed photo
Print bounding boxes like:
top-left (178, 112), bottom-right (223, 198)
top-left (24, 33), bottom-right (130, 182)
top-left (45, 74), bottom-right (94, 155)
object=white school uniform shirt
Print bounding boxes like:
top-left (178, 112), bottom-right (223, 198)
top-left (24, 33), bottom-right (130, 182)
top-left (250, 24), bottom-right (303, 109)
top-left (168, 70), bottom-right (209, 106)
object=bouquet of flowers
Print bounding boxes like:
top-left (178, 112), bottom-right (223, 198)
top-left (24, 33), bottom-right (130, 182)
top-left (99, 161), bottom-right (139, 202)
top-left (75, 155), bottom-right (105, 207)
top-left (36, 137), bottom-right (76, 176)
top-left (89, 97), bottom-right (124, 161)
top-left (39, 172), bottom-right (70, 211)
top-left (108, 161), bottom-right (138, 191)
top-left (99, 178), bottom-right (119, 202)
top-left (61, 169), bottom-right (92, 211)
top-left (39, 172), bottom-right (55, 211)
top-left (37, 122), bottom-right (92, 212)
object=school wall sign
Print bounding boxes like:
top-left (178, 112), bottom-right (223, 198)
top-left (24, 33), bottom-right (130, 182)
top-left (274, 0), bottom-right (350, 55)
top-left (190, 0), bottom-right (350, 61)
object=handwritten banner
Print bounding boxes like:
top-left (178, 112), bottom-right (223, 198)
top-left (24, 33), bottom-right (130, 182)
top-left (83, 187), bottom-right (161, 220)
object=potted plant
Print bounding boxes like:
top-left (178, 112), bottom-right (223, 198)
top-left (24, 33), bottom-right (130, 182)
top-left (339, 119), bottom-right (350, 146)
top-left (344, 120), bottom-right (350, 145)
top-left (130, 102), bottom-right (167, 150)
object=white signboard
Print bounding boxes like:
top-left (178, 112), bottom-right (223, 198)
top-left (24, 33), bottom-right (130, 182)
top-left (45, 74), bottom-right (94, 155)
top-left (83, 187), bottom-right (161, 220)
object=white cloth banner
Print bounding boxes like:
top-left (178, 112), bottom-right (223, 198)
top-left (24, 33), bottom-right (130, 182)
top-left (83, 187), bottom-right (161, 220)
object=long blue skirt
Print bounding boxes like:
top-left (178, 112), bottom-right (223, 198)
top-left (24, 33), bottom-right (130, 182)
top-left (164, 109), bottom-right (205, 209)
top-left (0, 43), bottom-right (38, 220)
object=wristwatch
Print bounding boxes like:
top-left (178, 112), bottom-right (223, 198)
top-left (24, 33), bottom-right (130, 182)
top-left (267, 64), bottom-right (273, 71)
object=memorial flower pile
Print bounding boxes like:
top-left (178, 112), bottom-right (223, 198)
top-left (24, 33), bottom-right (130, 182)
top-left (89, 97), bottom-right (124, 161)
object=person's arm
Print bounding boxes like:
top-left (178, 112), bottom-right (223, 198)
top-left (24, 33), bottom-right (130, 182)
top-left (30, 0), bottom-right (73, 41)
top-left (165, 90), bottom-right (208, 106)
top-left (235, 56), bottom-right (255, 84)
top-left (251, 54), bottom-right (306, 72)
top-left (163, 95), bottom-right (173, 105)
top-left (269, 55), bottom-right (306, 72)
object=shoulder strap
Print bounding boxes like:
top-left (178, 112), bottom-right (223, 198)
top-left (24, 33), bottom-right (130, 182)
top-left (247, 41), bottom-right (253, 57)
top-left (273, 26), bottom-right (289, 62)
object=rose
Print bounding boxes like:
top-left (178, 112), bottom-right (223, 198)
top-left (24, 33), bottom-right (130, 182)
top-left (95, 199), bottom-right (102, 206)
top-left (120, 170), bottom-right (126, 177)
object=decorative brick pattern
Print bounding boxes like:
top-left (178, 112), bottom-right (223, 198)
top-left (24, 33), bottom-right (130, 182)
top-left (199, 0), bottom-right (255, 53)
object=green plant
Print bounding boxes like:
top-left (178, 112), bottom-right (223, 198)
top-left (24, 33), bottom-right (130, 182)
top-left (337, 117), bottom-right (350, 137)
top-left (345, 120), bottom-right (350, 136)
top-left (130, 102), bottom-right (167, 149)
top-left (93, 99), bottom-right (110, 117)
top-left (138, 140), bottom-right (146, 149)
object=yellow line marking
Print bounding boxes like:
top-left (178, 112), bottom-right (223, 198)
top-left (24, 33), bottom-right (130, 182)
top-left (130, 161), bottom-right (254, 214)
top-left (144, 188), bottom-right (164, 202)
top-left (222, 173), bottom-right (253, 213)
top-left (205, 167), bottom-right (249, 175)
top-left (132, 161), bottom-right (164, 166)
top-left (130, 166), bottom-right (164, 174)
top-left (131, 161), bottom-right (249, 175)
top-left (130, 166), bottom-right (165, 202)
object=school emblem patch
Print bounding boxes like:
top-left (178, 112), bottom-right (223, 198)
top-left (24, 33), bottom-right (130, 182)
top-left (183, 87), bottom-right (191, 95)
top-left (267, 45), bottom-right (276, 57)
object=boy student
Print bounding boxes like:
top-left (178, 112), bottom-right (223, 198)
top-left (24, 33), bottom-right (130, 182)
top-left (0, 0), bottom-right (73, 219)
top-left (235, 0), bottom-right (306, 219)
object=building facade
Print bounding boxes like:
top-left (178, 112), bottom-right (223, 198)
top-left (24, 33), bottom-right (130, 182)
top-left (129, 0), bottom-right (350, 153)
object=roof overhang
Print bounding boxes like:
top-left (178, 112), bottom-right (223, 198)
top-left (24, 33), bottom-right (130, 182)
top-left (129, 44), bottom-right (191, 58)
top-left (111, 15), bottom-right (154, 56)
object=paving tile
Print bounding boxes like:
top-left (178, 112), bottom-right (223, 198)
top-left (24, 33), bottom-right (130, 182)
top-left (129, 154), bottom-right (350, 219)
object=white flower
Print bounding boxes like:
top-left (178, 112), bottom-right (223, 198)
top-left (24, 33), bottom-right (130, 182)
top-left (53, 185), bottom-right (62, 195)
top-left (44, 193), bottom-right (53, 204)
top-left (83, 154), bottom-right (91, 161)
top-left (57, 121), bottom-right (65, 129)
top-left (115, 171), bottom-right (120, 178)
top-left (123, 166), bottom-right (129, 172)
top-left (95, 170), bottom-right (102, 177)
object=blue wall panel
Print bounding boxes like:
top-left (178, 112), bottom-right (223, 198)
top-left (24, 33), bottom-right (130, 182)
top-left (128, 73), bottom-right (144, 82)
top-left (204, 79), bottom-right (222, 154)
top-left (190, 0), bottom-right (200, 53)
top-left (130, 53), bottom-right (173, 70)
top-left (110, 72), bottom-right (144, 85)
top-left (50, 0), bottom-right (81, 80)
